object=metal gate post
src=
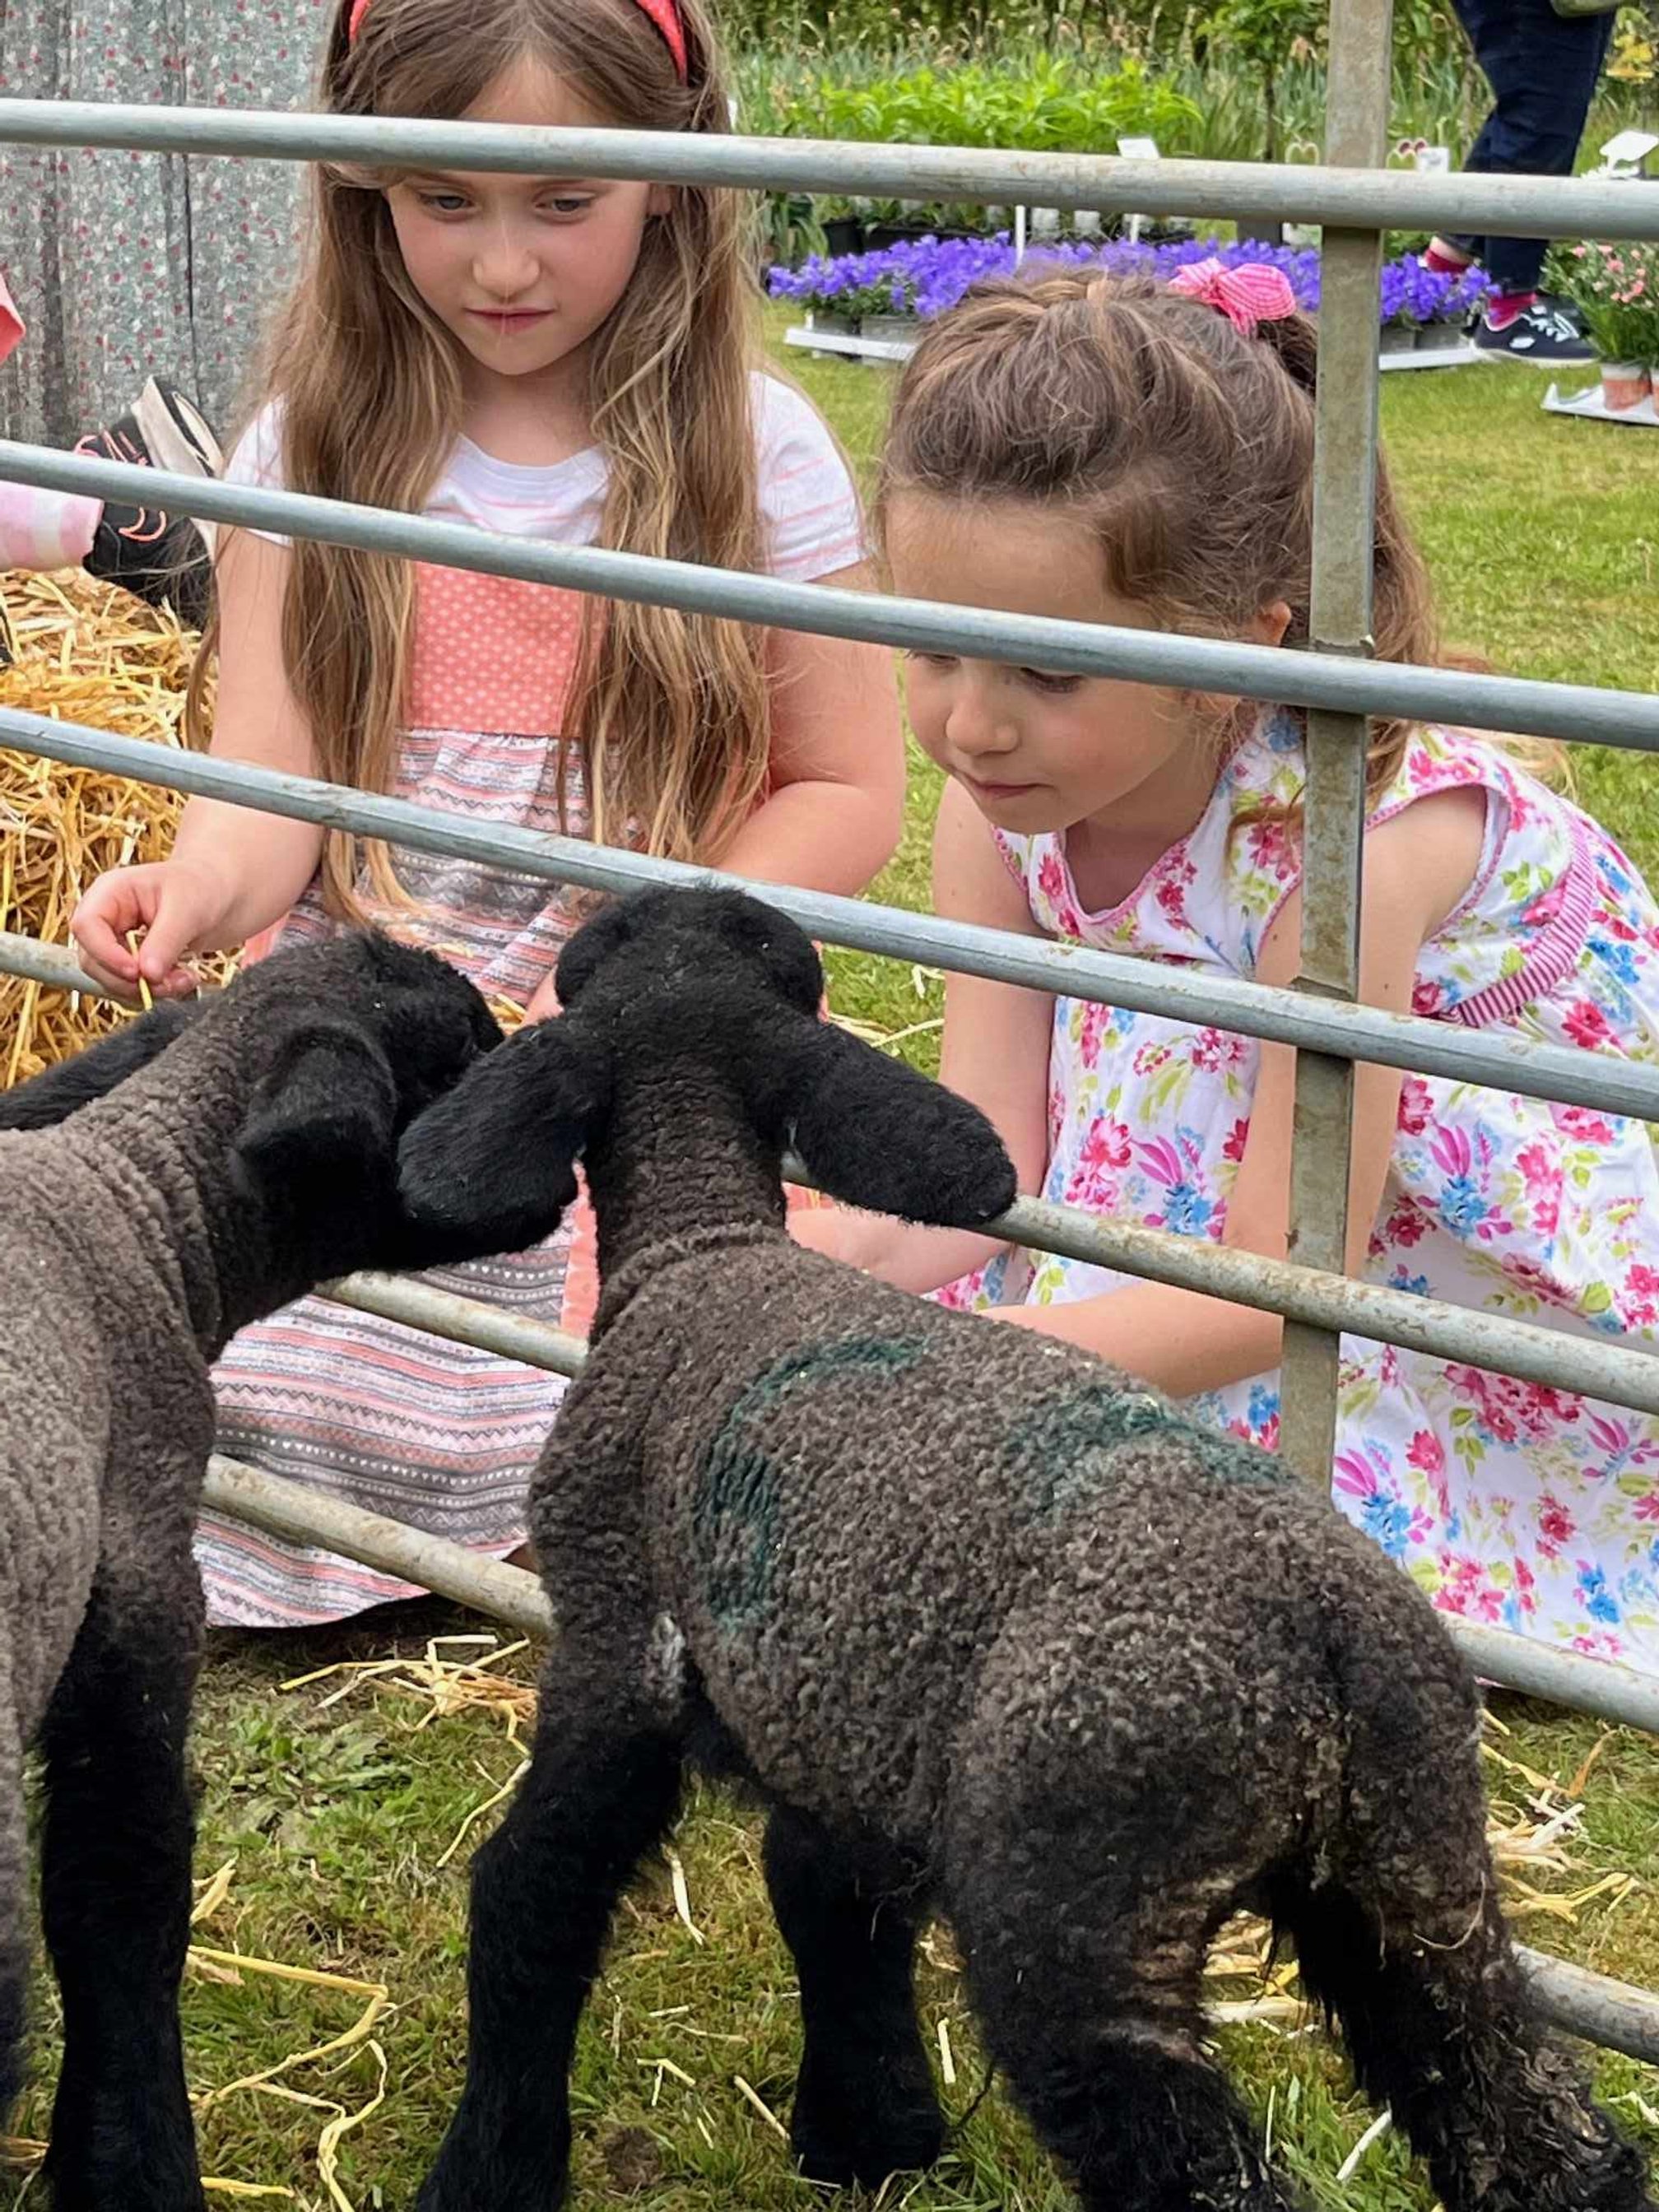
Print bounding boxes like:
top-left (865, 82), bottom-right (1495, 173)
top-left (1279, 0), bottom-right (1395, 1482)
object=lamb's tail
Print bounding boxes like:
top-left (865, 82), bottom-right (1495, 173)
top-left (1266, 1600), bottom-right (1652, 2212)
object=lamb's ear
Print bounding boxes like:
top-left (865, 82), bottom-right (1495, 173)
top-left (236, 1020), bottom-right (400, 1185)
top-left (397, 1015), bottom-right (609, 1253)
top-left (764, 1014), bottom-right (1018, 1227)
top-left (0, 998), bottom-right (201, 1132)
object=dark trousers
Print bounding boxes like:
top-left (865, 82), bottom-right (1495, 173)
top-left (1444, 0), bottom-right (1615, 294)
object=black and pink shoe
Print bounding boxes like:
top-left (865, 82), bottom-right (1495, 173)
top-left (75, 379), bottom-right (221, 629)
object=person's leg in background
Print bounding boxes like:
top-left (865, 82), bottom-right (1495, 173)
top-left (1425, 0), bottom-right (1615, 363)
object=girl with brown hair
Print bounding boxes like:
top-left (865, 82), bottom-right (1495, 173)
top-left (803, 262), bottom-right (1659, 1675)
top-left (69, 0), bottom-right (904, 1624)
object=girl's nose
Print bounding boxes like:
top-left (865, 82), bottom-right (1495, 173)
top-left (472, 230), bottom-right (541, 300)
top-left (946, 684), bottom-right (1020, 759)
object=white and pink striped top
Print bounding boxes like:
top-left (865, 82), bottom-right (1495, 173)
top-left (198, 374), bottom-right (865, 1627)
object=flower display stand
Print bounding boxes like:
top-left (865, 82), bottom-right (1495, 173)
top-left (1542, 379), bottom-right (1659, 428)
top-left (785, 325), bottom-right (1482, 373)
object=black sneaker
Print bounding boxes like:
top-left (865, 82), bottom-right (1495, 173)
top-left (1471, 298), bottom-right (1595, 365)
top-left (76, 383), bottom-right (221, 630)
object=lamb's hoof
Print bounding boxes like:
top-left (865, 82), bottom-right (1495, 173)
top-left (791, 2066), bottom-right (946, 2191)
top-left (40, 2155), bottom-right (207, 2212)
top-left (414, 2146), bottom-right (569, 2212)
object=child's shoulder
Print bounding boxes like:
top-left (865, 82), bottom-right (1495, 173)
top-left (224, 397), bottom-right (288, 493)
top-left (750, 372), bottom-right (865, 582)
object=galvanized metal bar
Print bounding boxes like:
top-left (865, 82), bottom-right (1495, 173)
top-left (1280, 0), bottom-right (1391, 1482)
top-left (2, 100), bottom-right (1658, 241)
top-left (202, 1454), bottom-right (554, 1636)
top-left (1517, 1949), bottom-right (1659, 2065)
top-left (3, 440), bottom-right (1658, 754)
top-left (10, 929), bottom-right (1659, 1411)
top-left (321, 1271), bottom-right (588, 1378)
top-left (8, 714), bottom-right (1659, 1124)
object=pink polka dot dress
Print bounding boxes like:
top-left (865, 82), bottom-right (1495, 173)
top-left (197, 376), bottom-right (864, 1624)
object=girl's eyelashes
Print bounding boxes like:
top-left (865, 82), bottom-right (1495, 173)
top-left (903, 650), bottom-right (1080, 695)
top-left (407, 185), bottom-right (597, 218)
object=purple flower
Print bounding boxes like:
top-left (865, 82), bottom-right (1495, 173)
top-left (765, 234), bottom-right (1489, 330)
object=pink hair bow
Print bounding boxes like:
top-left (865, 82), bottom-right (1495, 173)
top-left (1167, 258), bottom-right (1297, 337)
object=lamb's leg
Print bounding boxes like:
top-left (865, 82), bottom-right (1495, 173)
top-left (763, 1802), bottom-right (943, 2187)
top-left (416, 1680), bottom-right (683, 2212)
top-left (38, 1568), bottom-right (205, 2212)
top-left (950, 1862), bottom-right (1304, 2212)
top-left (1276, 1866), bottom-right (1655, 2211)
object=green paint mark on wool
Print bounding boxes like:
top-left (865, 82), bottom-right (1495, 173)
top-left (695, 1336), bottom-right (928, 1631)
top-left (1007, 1380), bottom-right (1292, 1521)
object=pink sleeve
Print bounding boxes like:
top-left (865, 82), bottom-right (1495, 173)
top-left (755, 375), bottom-right (868, 583)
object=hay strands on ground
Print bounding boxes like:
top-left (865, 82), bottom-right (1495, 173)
top-left (188, 1859), bottom-right (392, 2212)
top-left (281, 1633), bottom-right (536, 1870)
top-left (1, 1856), bottom-right (387, 2208)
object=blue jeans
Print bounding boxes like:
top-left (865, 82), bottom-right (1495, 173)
top-left (1444, 0), bottom-right (1615, 294)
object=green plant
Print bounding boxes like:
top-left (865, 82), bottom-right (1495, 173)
top-left (761, 189), bottom-right (826, 271)
top-left (1559, 239), bottom-right (1659, 365)
top-left (1198, 0), bottom-right (1323, 160)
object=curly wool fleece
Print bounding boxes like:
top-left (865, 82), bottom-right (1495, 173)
top-left (402, 887), bottom-right (1654, 2212)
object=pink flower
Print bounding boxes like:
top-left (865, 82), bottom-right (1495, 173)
top-left (1556, 1105), bottom-right (1613, 1146)
top-left (1406, 1429), bottom-right (1445, 1476)
top-left (1191, 1026), bottom-right (1248, 1073)
top-left (1516, 1140), bottom-right (1555, 1190)
top-left (1383, 1198), bottom-right (1429, 1248)
top-left (1564, 997), bottom-right (1612, 1049)
top-left (1222, 1115), bottom-right (1250, 1164)
top-left (1539, 1496), bottom-right (1575, 1551)
top-left (1396, 1076), bottom-right (1434, 1136)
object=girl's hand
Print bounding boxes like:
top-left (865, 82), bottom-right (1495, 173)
top-left (72, 858), bottom-right (230, 1001)
top-left (522, 972), bottom-right (562, 1025)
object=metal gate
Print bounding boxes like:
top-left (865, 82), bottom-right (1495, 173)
top-left (3, 0), bottom-right (1659, 2061)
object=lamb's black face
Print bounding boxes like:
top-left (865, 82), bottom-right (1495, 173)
top-left (351, 935), bottom-right (505, 1130)
top-left (554, 886), bottom-right (823, 1020)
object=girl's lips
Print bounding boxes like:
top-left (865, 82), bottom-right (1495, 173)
top-left (467, 309), bottom-right (552, 330)
top-left (964, 774), bottom-right (1041, 801)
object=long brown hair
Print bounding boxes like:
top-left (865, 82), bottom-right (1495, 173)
top-left (188, 0), bottom-right (769, 918)
top-left (877, 270), bottom-right (1444, 800)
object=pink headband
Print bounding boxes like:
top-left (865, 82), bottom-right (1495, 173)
top-left (1167, 258), bottom-right (1297, 337)
top-left (347, 0), bottom-right (688, 78)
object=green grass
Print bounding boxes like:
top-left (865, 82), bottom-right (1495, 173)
top-left (9, 328), bottom-right (1659, 2212)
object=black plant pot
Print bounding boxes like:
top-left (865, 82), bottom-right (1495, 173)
top-left (865, 220), bottom-right (937, 251)
top-left (823, 217), bottom-right (866, 257)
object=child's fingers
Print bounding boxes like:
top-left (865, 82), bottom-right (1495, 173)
top-left (69, 891), bottom-right (143, 985)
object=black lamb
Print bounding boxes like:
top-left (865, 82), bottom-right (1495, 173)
top-left (0, 933), bottom-right (504, 2211)
top-left (397, 885), bottom-right (1653, 2212)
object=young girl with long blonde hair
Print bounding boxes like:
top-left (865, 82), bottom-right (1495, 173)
top-left (72, 0), bottom-right (903, 1624)
top-left (802, 263), bottom-right (1659, 1675)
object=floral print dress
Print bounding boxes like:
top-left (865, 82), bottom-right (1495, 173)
top-left (944, 713), bottom-right (1659, 1673)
